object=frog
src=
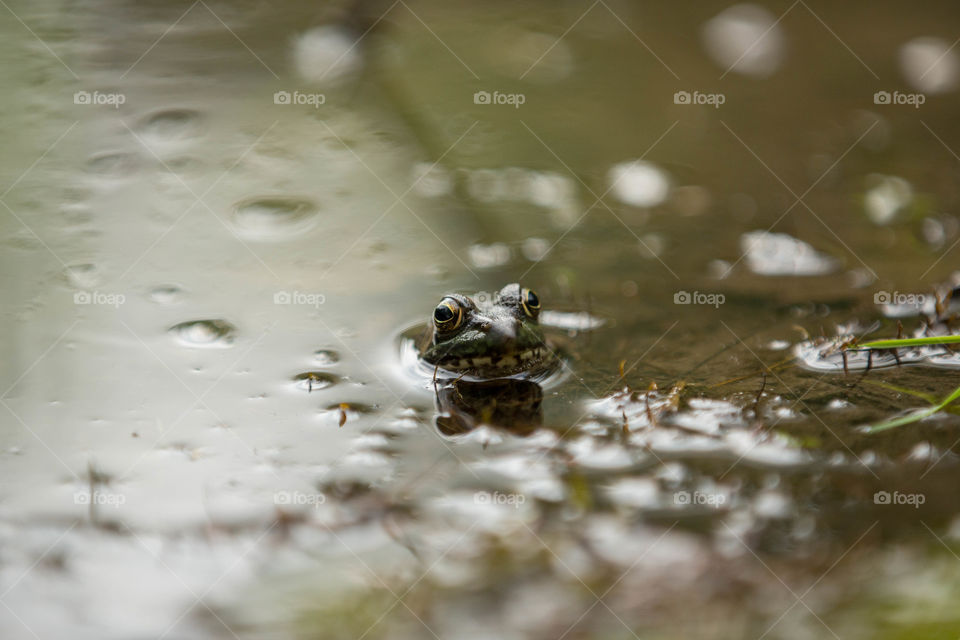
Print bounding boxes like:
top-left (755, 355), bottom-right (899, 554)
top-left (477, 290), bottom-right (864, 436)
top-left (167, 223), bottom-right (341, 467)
top-left (421, 283), bottom-right (554, 378)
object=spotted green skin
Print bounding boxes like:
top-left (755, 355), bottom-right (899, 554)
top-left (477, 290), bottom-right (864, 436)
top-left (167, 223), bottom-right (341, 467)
top-left (422, 283), bottom-right (550, 377)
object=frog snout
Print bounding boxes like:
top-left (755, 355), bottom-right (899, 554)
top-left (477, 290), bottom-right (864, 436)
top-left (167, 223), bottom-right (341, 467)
top-left (482, 320), bottom-right (518, 349)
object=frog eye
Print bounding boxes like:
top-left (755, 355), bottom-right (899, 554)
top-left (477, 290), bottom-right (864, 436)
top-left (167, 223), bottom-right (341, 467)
top-left (433, 298), bottom-right (463, 332)
top-left (521, 288), bottom-right (541, 318)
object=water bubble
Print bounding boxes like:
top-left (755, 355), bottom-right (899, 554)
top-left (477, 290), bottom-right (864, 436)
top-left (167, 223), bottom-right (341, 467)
top-left (292, 372), bottom-right (339, 392)
top-left (138, 109), bottom-right (203, 143)
top-left (169, 319), bottom-right (236, 348)
top-left (86, 151), bottom-right (140, 177)
top-left (313, 349), bottom-right (340, 366)
top-left (64, 263), bottom-right (100, 289)
top-left (148, 284), bottom-right (183, 304)
top-left (231, 196), bottom-right (320, 240)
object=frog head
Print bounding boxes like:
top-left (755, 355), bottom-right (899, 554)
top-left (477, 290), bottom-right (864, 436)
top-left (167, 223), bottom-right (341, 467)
top-left (422, 283), bottom-right (549, 377)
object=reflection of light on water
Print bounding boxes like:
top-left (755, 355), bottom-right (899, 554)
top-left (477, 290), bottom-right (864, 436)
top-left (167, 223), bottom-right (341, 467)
top-left (608, 160), bottom-right (670, 208)
top-left (463, 167), bottom-right (576, 211)
top-left (864, 174), bottom-right (912, 225)
top-left (520, 237), bottom-right (550, 261)
top-left (468, 242), bottom-right (511, 268)
top-left (539, 310), bottom-right (605, 330)
top-left (739, 231), bottom-right (838, 276)
top-left (409, 162), bottom-right (453, 197)
top-left (293, 26), bottom-right (362, 83)
top-left (900, 36), bottom-right (960, 94)
top-left (702, 4), bottom-right (785, 77)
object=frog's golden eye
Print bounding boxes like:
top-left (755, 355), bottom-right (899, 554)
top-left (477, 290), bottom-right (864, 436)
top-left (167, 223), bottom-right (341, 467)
top-left (521, 288), bottom-right (540, 318)
top-left (433, 298), bottom-right (463, 332)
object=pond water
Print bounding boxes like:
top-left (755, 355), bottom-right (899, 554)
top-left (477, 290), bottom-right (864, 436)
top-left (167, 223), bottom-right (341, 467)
top-left (2, 1), bottom-right (960, 638)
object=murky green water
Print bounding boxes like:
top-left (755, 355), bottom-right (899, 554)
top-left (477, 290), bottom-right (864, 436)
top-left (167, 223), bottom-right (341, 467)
top-left (3, 1), bottom-right (960, 638)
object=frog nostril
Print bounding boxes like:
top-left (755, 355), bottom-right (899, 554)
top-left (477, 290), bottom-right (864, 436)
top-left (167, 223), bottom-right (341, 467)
top-left (480, 321), bottom-right (492, 331)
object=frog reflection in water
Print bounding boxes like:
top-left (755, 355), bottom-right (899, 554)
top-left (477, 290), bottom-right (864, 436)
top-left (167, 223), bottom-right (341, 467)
top-left (421, 283), bottom-right (555, 435)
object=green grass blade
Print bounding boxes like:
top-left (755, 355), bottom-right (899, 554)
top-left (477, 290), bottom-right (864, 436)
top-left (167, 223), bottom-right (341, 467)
top-left (862, 382), bottom-right (960, 433)
top-left (862, 407), bottom-right (941, 433)
top-left (855, 335), bottom-right (960, 349)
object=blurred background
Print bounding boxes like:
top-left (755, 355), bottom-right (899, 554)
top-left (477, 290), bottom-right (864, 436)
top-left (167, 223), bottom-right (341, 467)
top-left (2, 0), bottom-right (960, 638)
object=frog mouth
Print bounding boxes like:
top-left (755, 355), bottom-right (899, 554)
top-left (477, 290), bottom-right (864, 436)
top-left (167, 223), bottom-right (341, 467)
top-left (441, 346), bottom-right (549, 372)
